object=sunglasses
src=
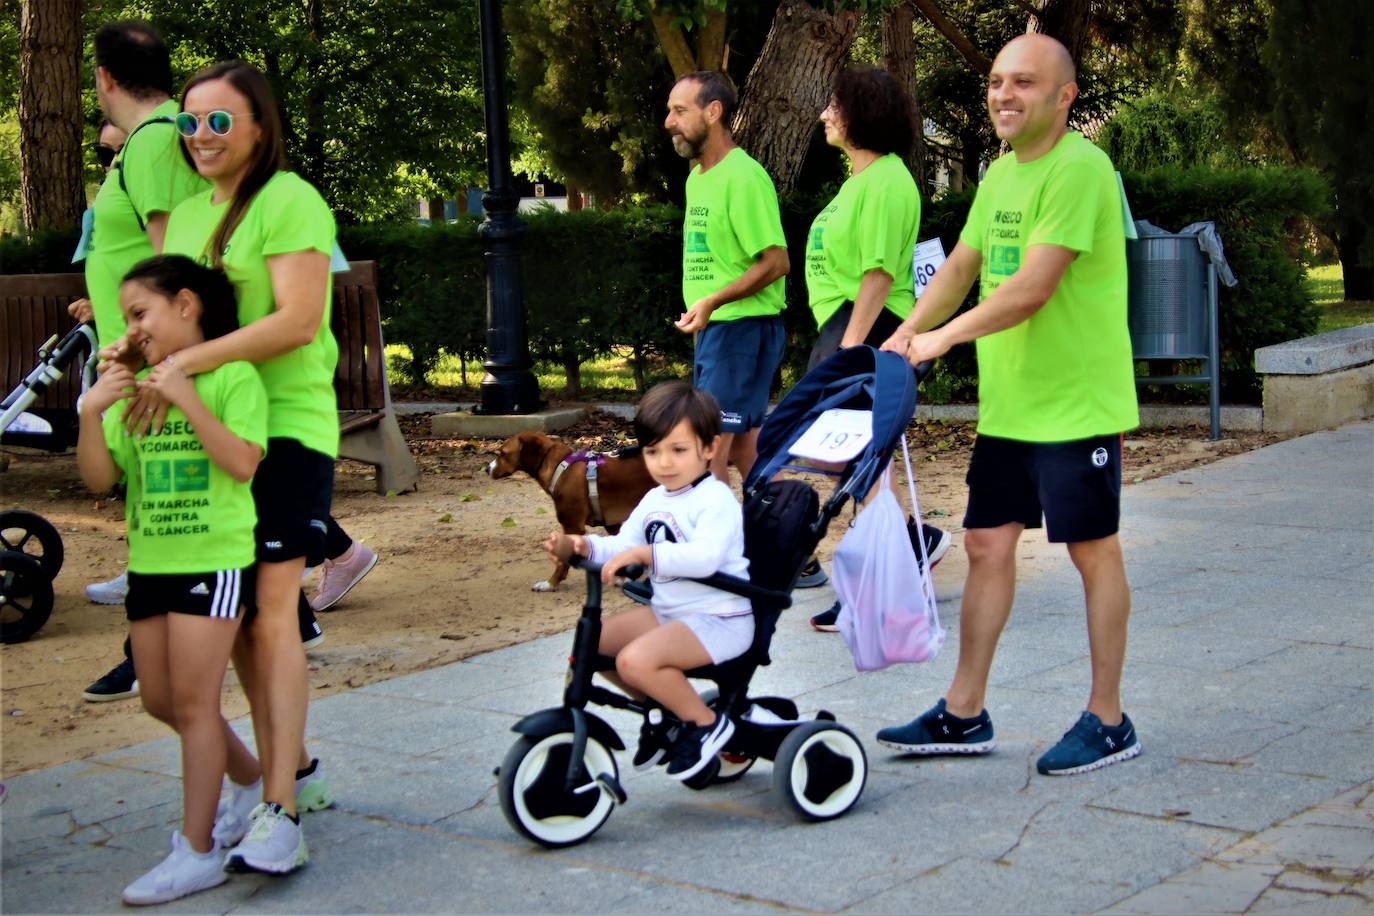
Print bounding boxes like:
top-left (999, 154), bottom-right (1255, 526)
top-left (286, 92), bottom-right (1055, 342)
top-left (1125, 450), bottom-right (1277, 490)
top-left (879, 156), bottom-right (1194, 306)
top-left (174, 110), bottom-right (239, 138)
top-left (93, 144), bottom-right (118, 168)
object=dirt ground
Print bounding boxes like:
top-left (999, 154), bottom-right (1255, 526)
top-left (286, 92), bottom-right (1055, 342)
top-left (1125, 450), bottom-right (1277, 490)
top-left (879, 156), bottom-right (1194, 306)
top-left (0, 409), bottom-right (1286, 779)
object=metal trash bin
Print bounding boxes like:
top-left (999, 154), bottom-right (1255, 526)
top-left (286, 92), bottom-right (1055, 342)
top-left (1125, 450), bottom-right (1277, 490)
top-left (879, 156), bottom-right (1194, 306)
top-left (1126, 233), bottom-right (1222, 439)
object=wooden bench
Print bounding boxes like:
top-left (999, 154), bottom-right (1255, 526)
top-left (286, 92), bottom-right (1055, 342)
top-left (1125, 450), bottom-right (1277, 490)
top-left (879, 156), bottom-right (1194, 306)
top-left (330, 261), bottom-right (421, 494)
top-left (1, 262), bottom-right (420, 493)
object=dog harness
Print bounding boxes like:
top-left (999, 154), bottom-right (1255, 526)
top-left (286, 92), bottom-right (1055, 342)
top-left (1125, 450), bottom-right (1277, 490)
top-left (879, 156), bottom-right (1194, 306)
top-left (549, 451), bottom-right (609, 527)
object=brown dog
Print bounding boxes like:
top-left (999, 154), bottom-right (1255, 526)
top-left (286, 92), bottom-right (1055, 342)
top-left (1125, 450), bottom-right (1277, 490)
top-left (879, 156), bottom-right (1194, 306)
top-left (488, 431), bottom-right (657, 591)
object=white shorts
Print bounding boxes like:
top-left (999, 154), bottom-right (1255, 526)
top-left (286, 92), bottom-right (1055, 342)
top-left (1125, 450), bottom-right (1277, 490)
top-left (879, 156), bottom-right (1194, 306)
top-left (653, 608), bottom-right (755, 665)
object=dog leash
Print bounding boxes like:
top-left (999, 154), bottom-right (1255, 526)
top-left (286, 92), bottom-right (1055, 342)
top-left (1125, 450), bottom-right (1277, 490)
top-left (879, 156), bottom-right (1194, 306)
top-left (549, 451), bottom-right (608, 527)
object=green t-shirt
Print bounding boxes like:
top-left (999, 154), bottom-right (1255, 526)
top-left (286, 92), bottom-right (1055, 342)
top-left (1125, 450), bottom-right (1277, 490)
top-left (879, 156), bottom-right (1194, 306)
top-left (804, 153), bottom-right (920, 329)
top-left (103, 361), bottom-right (267, 574)
top-left (682, 148), bottom-right (787, 321)
top-left (959, 132), bottom-right (1139, 442)
top-left (85, 101), bottom-right (209, 346)
top-left (164, 171), bottom-right (340, 457)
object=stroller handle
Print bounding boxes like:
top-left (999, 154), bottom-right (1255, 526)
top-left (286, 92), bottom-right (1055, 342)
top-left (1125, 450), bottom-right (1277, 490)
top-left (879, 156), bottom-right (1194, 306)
top-left (568, 556), bottom-right (791, 609)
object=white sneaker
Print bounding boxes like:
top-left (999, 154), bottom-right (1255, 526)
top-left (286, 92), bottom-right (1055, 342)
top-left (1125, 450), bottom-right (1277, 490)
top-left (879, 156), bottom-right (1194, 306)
top-left (224, 804), bottom-right (308, 875)
top-left (122, 831), bottom-right (227, 905)
top-left (85, 570), bottom-right (128, 605)
top-left (212, 778), bottom-right (261, 848)
top-left (295, 759), bottom-right (335, 812)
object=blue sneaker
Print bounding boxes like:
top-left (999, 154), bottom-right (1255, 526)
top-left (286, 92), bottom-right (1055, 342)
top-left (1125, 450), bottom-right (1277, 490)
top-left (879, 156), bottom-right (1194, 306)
top-left (1037, 711), bottom-right (1141, 776)
top-left (876, 698), bottom-right (995, 755)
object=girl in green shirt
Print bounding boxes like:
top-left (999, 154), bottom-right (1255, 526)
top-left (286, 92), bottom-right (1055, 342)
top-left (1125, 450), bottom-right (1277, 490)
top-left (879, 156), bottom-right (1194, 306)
top-left (162, 61), bottom-right (337, 874)
top-left (78, 255), bottom-right (267, 905)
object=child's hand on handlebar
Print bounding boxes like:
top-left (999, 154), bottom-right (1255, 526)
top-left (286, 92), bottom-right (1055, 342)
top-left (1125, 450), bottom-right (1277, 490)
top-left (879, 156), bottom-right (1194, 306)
top-left (600, 546), bottom-right (652, 585)
top-left (543, 531), bottom-right (587, 563)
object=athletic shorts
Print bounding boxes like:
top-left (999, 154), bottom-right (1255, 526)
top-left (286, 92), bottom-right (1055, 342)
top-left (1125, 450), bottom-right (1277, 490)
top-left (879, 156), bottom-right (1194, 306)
top-left (126, 567), bottom-right (255, 622)
top-left (252, 437), bottom-right (334, 566)
top-left (807, 302), bottom-right (906, 372)
top-left (694, 315), bottom-right (785, 434)
top-left (653, 607), bottom-right (755, 666)
top-left (963, 433), bottom-right (1124, 543)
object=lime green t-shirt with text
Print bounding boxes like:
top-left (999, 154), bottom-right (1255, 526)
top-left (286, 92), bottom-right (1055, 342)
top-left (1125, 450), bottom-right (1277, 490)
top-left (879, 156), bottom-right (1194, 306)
top-left (103, 361), bottom-right (267, 574)
top-left (682, 148), bottom-right (787, 321)
top-left (959, 131), bottom-right (1138, 442)
top-left (164, 171), bottom-right (340, 457)
top-left (804, 153), bottom-right (919, 329)
top-left (85, 101), bottom-right (209, 346)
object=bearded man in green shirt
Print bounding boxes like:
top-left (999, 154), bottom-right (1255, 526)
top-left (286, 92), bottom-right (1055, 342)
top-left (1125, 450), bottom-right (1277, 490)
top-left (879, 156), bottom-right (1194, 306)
top-left (666, 70), bottom-right (789, 486)
top-left (877, 34), bottom-right (1142, 777)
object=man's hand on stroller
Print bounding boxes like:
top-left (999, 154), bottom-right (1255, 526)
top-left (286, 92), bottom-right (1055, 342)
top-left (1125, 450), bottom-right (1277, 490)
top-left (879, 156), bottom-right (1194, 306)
top-left (67, 298), bottom-right (95, 325)
top-left (543, 530), bottom-right (589, 564)
top-left (879, 322), bottom-right (915, 356)
top-left (600, 546), bottom-right (652, 585)
top-left (906, 329), bottom-right (954, 365)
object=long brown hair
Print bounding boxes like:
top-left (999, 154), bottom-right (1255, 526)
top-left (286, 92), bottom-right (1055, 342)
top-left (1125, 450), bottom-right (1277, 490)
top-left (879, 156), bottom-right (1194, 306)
top-left (179, 61), bottom-right (286, 267)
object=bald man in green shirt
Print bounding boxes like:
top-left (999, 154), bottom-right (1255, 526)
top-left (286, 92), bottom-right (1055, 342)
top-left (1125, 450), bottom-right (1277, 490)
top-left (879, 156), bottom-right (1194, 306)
top-left (877, 35), bottom-right (1141, 777)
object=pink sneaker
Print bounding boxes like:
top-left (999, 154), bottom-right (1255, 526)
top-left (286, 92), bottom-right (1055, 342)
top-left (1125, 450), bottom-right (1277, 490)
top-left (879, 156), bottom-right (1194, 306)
top-left (309, 541), bottom-right (378, 611)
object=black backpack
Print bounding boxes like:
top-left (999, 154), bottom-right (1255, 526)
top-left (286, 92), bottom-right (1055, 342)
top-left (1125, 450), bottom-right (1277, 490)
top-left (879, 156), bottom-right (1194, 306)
top-left (743, 479), bottom-right (821, 596)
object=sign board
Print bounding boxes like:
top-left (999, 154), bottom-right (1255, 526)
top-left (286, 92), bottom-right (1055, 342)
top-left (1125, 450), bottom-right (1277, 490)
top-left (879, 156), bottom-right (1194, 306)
top-left (912, 238), bottom-right (947, 299)
top-left (789, 409), bottom-right (873, 463)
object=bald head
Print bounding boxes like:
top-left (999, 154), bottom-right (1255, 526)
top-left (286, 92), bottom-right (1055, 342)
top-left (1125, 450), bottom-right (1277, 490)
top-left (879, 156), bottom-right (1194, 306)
top-left (986, 33), bottom-right (1078, 157)
top-left (995, 34), bottom-right (1076, 87)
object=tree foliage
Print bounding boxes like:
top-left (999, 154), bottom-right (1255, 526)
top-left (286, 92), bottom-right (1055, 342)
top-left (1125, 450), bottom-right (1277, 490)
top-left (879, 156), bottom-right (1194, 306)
top-left (1184, 0), bottom-right (1373, 299)
top-left (506, 0), bottom-right (679, 202)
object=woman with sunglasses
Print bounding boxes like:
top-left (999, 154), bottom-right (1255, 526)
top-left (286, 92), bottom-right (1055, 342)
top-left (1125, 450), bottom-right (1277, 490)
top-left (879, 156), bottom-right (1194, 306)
top-left (152, 60), bottom-right (339, 876)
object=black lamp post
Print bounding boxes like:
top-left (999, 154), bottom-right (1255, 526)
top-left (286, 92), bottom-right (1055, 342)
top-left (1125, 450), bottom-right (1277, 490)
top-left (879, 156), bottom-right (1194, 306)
top-left (476, 0), bottom-right (541, 415)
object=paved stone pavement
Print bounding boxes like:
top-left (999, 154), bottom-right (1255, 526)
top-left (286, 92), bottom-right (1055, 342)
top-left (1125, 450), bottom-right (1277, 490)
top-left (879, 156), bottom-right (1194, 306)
top-left (4, 422), bottom-right (1372, 914)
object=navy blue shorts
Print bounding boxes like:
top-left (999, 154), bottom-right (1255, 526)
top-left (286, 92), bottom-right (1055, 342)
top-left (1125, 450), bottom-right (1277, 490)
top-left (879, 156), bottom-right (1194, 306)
top-left (963, 433), bottom-right (1123, 543)
top-left (693, 315), bottom-right (785, 434)
top-left (807, 302), bottom-right (906, 372)
top-left (252, 438), bottom-right (333, 566)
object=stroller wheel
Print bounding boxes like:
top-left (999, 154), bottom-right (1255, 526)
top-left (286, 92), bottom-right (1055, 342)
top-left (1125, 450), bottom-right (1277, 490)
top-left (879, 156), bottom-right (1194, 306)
top-left (0, 510), bottom-right (64, 581)
top-left (773, 720), bottom-right (867, 822)
top-left (498, 732), bottom-right (619, 848)
top-left (1, 550), bottom-right (55, 644)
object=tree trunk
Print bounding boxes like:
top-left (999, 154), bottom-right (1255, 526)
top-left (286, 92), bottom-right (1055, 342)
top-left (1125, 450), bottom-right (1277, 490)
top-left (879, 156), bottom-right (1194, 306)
top-left (1336, 204), bottom-right (1373, 301)
top-left (19, 0), bottom-right (84, 232)
top-left (428, 196), bottom-right (447, 223)
top-left (561, 349), bottom-right (582, 398)
top-left (881, 1), bottom-right (926, 193)
top-left (566, 183), bottom-right (582, 212)
top-left (1028, 0), bottom-right (1093, 70)
top-left (733, 0), bottom-right (860, 196)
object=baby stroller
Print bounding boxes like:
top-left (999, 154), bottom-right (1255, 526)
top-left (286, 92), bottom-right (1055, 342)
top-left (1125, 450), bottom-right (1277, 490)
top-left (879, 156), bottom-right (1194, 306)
top-left (496, 346), bottom-right (920, 847)
top-left (1, 321), bottom-right (99, 642)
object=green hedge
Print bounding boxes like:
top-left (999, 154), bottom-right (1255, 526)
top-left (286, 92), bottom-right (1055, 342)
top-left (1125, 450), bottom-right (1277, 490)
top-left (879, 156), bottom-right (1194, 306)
top-left (1, 165), bottom-right (1327, 404)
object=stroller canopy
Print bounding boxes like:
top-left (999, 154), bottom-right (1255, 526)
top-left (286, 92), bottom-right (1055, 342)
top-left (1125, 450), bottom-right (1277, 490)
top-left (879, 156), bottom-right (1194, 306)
top-left (745, 345), bottom-right (919, 498)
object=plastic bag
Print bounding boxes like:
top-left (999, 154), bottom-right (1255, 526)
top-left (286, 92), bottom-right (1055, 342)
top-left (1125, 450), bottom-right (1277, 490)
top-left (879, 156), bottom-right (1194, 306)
top-left (832, 439), bottom-right (944, 671)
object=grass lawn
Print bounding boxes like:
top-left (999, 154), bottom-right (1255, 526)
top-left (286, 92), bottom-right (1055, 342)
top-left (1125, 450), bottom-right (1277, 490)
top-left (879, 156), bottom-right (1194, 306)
top-left (1307, 263), bottom-right (1374, 334)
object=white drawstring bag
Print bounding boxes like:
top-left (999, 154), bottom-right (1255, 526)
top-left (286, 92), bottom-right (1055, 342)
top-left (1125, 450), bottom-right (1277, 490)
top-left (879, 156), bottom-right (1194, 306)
top-left (832, 437), bottom-right (945, 671)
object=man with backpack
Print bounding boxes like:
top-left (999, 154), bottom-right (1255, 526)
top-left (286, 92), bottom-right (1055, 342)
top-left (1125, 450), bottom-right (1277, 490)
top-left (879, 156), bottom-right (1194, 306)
top-left (878, 34), bottom-right (1141, 776)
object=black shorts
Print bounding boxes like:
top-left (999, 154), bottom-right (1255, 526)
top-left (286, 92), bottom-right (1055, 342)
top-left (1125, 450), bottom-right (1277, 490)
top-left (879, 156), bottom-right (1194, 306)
top-left (126, 567), bottom-right (255, 621)
top-left (807, 302), bottom-right (906, 372)
top-left (963, 433), bottom-right (1123, 543)
top-left (252, 438), bottom-right (334, 566)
